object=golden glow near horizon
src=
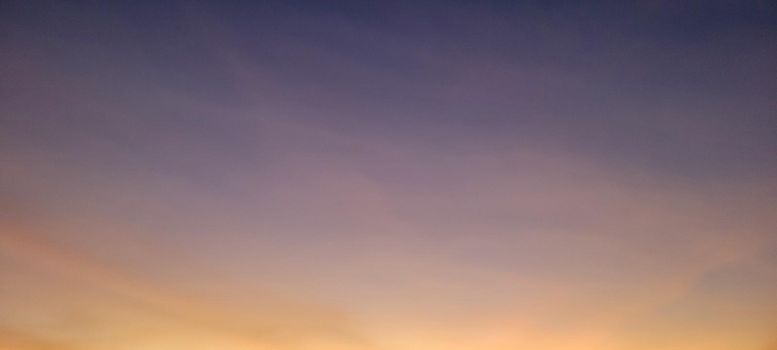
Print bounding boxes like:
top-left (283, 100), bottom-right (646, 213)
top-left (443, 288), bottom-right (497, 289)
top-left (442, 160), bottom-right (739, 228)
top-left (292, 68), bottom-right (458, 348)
top-left (1, 1), bottom-right (776, 349)
top-left (2, 149), bottom-right (775, 349)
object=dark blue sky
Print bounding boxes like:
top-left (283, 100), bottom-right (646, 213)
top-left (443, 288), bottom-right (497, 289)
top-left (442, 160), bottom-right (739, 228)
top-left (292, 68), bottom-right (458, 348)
top-left (2, 0), bottom-right (776, 181)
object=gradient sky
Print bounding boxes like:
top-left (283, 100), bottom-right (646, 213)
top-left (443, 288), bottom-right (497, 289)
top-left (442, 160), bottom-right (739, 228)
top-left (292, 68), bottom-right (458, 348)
top-left (1, 1), bottom-right (776, 349)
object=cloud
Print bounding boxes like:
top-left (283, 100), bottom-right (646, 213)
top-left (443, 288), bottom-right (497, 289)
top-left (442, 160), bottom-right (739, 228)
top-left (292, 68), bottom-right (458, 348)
top-left (0, 216), bottom-right (382, 350)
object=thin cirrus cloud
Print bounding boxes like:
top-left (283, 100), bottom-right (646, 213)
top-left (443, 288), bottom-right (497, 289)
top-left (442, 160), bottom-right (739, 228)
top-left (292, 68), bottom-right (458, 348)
top-left (1, 1), bottom-right (776, 350)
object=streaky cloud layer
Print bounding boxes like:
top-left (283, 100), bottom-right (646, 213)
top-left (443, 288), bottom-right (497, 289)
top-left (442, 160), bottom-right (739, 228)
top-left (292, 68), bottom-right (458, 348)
top-left (1, 1), bottom-right (776, 349)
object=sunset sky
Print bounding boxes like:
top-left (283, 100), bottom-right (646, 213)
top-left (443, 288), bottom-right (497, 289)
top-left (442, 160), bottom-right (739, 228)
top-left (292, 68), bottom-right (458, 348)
top-left (1, 1), bottom-right (776, 349)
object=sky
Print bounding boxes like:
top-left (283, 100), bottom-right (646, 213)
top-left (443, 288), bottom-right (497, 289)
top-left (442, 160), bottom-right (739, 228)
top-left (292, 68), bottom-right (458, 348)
top-left (1, 1), bottom-right (776, 349)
